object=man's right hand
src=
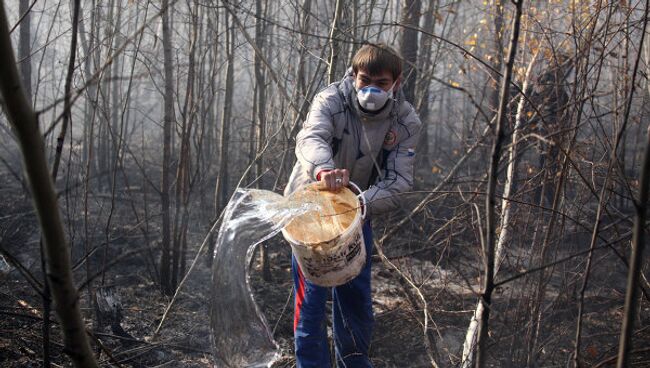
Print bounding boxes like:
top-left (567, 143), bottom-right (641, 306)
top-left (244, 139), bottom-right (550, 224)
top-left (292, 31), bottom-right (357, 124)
top-left (317, 169), bottom-right (350, 191)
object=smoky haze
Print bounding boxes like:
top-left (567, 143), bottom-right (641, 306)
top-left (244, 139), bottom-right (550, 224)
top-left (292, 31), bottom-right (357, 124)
top-left (0, 0), bottom-right (649, 367)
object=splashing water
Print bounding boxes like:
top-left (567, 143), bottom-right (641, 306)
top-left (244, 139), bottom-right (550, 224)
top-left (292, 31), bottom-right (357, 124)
top-left (209, 188), bottom-right (321, 367)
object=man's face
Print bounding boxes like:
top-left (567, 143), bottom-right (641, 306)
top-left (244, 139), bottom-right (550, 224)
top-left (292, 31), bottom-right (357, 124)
top-left (354, 69), bottom-right (399, 92)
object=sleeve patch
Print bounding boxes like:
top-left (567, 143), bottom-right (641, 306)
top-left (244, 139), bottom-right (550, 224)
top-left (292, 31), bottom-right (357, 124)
top-left (383, 129), bottom-right (397, 146)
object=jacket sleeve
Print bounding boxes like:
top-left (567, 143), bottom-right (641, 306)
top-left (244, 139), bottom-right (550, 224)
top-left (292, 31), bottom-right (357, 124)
top-left (294, 87), bottom-right (340, 180)
top-left (362, 109), bottom-right (422, 215)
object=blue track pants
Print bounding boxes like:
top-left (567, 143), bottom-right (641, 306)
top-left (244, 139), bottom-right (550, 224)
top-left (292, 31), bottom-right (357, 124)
top-left (291, 220), bottom-right (374, 368)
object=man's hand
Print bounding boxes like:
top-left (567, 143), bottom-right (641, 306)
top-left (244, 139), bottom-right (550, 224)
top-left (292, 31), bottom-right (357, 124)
top-left (318, 169), bottom-right (349, 191)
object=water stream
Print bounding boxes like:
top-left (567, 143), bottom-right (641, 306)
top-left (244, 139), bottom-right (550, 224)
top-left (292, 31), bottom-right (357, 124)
top-left (209, 188), bottom-right (321, 367)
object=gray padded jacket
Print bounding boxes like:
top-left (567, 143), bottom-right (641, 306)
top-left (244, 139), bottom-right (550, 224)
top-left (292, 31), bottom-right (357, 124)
top-left (284, 69), bottom-right (422, 215)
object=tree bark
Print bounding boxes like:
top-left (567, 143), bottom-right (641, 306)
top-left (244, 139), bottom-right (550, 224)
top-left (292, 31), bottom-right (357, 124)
top-left (210, 9), bottom-right (234, 266)
top-left (414, 0), bottom-right (435, 165)
top-left (399, 0), bottom-right (421, 103)
top-left (204, 7), bottom-right (221, 267)
top-left (98, 1), bottom-right (116, 189)
top-left (617, 128), bottom-right (650, 367)
top-left (52, 0), bottom-right (81, 181)
top-left (0, 3), bottom-right (99, 367)
top-left (253, 0), bottom-right (272, 281)
top-left (109, 2), bottom-right (123, 189)
top-left (488, 0), bottom-right (505, 115)
top-left (78, 0), bottom-right (97, 169)
top-left (160, 0), bottom-right (175, 295)
top-left (616, 4), bottom-right (649, 366)
top-left (18, 0), bottom-right (32, 105)
top-left (327, 0), bottom-right (343, 85)
top-left (47, 0), bottom-right (81, 364)
top-left (172, 0), bottom-right (198, 290)
top-left (474, 2), bottom-right (523, 367)
top-left (462, 48), bottom-right (538, 368)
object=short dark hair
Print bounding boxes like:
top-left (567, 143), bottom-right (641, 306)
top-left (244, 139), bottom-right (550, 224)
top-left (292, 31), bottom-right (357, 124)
top-left (352, 43), bottom-right (402, 80)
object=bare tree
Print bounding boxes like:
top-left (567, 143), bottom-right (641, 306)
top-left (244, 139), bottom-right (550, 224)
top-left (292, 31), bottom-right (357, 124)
top-left (462, 46), bottom-right (539, 368)
top-left (617, 125), bottom-right (650, 367)
top-left (414, 0), bottom-right (436, 164)
top-left (474, 2), bottom-right (523, 367)
top-left (399, 0), bottom-right (421, 103)
top-left (18, 0), bottom-right (32, 104)
top-left (0, 3), bottom-right (98, 367)
top-left (253, 0), bottom-right (272, 281)
top-left (327, 0), bottom-right (343, 85)
top-left (211, 9), bottom-right (234, 266)
top-left (2, 1), bottom-right (649, 366)
top-left (616, 4), bottom-right (649, 366)
top-left (160, 0), bottom-right (175, 295)
top-left (171, 0), bottom-right (200, 290)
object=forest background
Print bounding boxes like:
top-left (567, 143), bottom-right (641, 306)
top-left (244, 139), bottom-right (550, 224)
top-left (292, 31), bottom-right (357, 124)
top-left (0, 0), bottom-right (649, 367)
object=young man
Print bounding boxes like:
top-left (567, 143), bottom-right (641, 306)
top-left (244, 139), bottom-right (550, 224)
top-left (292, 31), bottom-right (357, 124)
top-left (284, 43), bottom-right (422, 367)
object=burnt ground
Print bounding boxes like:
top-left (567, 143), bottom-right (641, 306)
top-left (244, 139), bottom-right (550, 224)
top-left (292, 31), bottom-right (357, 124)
top-left (0, 169), bottom-right (649, 367)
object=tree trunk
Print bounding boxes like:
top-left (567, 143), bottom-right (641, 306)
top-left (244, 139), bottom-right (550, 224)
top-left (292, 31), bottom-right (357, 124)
top-left (172, 0), bottom-right (198, 290)
top-left (98, 1), bottom-right (115, 190)
top-left (346, 0), bottom-right (359, 63)
top-left (474, 2), bottom-right (523, 367)
top-left (110, 2), bottom-right (123, 191)
top-left (399, 0), bottom-right (421, 103)
top-left (483, 0), bottom-right (505, 120)
top-left (0, 4), bottom-right (99, 367)
top-left (204, 7), bottom-right (221, 266)
top-left (274, 0), bottom-right (312, 189)
top-left (616, 4), bottom-right (649, 366)
top-left (18, 0), bottom-right (32, 105)
top-left (160, 0), bottom-right (175, 295)
top-left (253, 0), bottom-right (272, 281)
top-left (617, 128), bottom-right (650, 367)
top-left (80, 0), bottom-right (100, 355)
top-left (462, 48), bottom-right (538, 368)
top-left (414, 0), bottom-right (437, 181)
top-left (46, 0), bottom-right (82, 361)
top-left (34, 0), bottom-right (76, 363)
top-left (327, 0), bottom-right (343, 85)
top-left (78, 0), bottom-right (97, 170)
top-left (210, 9), bottom-right (234, 266)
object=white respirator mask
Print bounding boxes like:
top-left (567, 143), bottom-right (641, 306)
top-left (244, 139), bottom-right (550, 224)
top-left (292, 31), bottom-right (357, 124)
top-left (355, 84), bottom-right (395, 112)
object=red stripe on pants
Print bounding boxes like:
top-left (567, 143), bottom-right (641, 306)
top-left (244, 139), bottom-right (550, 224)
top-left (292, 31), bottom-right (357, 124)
top-left (294, 265), bottom-right (306, 332)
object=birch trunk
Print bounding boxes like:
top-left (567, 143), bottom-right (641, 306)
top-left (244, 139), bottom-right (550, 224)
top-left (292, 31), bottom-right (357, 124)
top-left (472, 2), bottom-right (523, 367)
top-left (462, 48), bottom-right (538, 368)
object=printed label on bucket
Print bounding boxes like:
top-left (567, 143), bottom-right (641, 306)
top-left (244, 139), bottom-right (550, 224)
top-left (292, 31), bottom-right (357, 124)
top-left (295, 230), bottom-right (365, 286)
top-left (302, 233), bottom-right (362, 277)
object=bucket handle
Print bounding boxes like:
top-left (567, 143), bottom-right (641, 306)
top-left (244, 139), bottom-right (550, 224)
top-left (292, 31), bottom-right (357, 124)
top-left (347, 181), bottom-right (367, 219)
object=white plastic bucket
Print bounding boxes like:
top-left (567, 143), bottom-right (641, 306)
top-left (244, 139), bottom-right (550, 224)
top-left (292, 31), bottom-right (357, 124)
top-left (282, 182), bottom-right (367, 287)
